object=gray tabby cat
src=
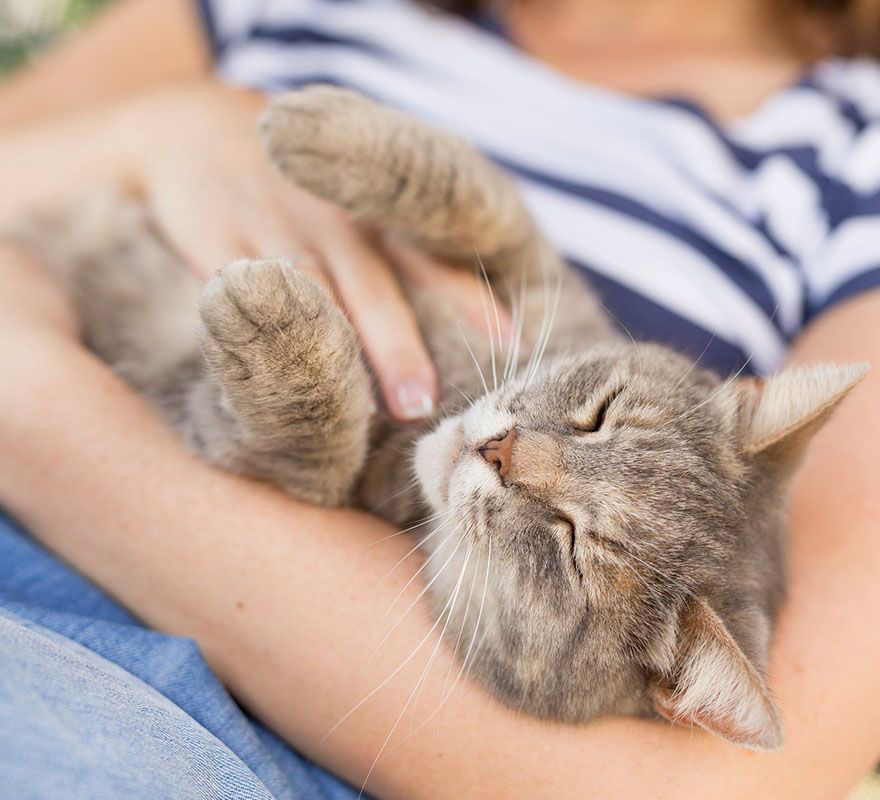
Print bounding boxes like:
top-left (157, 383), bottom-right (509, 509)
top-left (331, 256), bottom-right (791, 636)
top-left (16, 86), bottom-right (866, 751)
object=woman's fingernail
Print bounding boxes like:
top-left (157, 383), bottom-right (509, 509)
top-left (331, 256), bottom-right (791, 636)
top-left (395, 379), bottom-right (435, 420)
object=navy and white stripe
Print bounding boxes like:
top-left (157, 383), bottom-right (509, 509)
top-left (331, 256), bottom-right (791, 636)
top-left (197, 0), bottom-right (880, 376)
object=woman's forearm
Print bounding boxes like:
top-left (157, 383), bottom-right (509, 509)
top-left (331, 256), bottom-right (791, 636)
top-left (0, 0), bottom-right (208, 131)
top-left (0, 0), bottom-right (212, 225)
top-left (2, 261), bottom-right (880, 798)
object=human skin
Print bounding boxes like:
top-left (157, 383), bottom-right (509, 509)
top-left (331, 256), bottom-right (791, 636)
top-left (1, 245), bottom-right (880, 799)
top-left (2, 0), bottom-right (880, 796)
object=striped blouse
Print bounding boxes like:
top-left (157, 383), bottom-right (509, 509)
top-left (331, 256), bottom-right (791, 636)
top-left (197, 0), bottom-right (880, 376)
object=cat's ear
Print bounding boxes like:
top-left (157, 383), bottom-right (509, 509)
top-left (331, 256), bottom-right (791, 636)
top-left (651, 597), bottom-right (783, 751)
top-left (736, 362), bottom-right (867, 467)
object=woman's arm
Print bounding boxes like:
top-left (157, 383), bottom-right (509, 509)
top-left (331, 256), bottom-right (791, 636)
top-left (0, 0), bottom-right (209, 130)
top-left (0, 0), bottom-right (212, 227)
top-left (2, 244), bottom-right (879, 799)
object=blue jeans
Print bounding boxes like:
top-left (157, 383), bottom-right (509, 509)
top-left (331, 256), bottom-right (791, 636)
top-left (0, 512), bottom-right (363, 800)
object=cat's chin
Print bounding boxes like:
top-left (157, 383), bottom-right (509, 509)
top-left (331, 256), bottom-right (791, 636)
top-left (414, 417), bottom-right (464, 510)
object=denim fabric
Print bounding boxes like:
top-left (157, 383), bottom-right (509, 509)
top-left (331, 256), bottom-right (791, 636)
top-left (0, 512), bottom-right (363, 800)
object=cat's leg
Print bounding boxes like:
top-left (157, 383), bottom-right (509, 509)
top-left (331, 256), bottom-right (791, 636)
top-left (197, 258), bottom-right (371, 506)
top-left (259, 87), bottom-right (611, 352)
top-left (260, 86), bottom-right (549, 279)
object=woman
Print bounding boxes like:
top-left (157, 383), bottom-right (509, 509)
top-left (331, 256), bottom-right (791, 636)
top-left (1, 0), bottom-right (880, 797)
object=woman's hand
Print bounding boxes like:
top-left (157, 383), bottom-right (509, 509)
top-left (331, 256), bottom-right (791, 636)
top-left (114, 83), bottom-right (507, 420)
top-left (2, 81), bottom-right (507, 421)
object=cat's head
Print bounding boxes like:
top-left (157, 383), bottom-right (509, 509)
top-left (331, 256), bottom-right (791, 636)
top-left (414, 341), bottom-right (865, 750)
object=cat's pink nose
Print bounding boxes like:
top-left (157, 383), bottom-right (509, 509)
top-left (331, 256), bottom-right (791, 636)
top-left (478, 428), bottom-right (516, 478)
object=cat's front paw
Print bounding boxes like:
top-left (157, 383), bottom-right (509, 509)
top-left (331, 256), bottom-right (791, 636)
top-left (259, 86), bottom-right (375, 211)
top-left (197, 257), bottom-right (372, 505)
top-left (201, 257), bottom-right (324, 336)
top-left (199, 257), bottom-right (337, 384)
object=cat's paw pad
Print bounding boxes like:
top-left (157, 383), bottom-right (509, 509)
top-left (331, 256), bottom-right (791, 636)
top-left (200, 257), bottom-right (328, 343)
top-left (199, 257), bottom-right (336, 383)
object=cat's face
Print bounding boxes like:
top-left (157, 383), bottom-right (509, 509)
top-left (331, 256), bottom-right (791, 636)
top-left (414, 341), bottom-right (864, 748)
top-left (415, 340), bottom-right (743, 689)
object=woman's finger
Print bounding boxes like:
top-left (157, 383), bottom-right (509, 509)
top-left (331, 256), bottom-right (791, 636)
top-left (151, 193), bottom-right (246, 279)
top-left (384, 236), bottom-right (513, 345)
top-left (318, 222), bottom-right (437, 421)
top-left (240, 213), bottom-right (335, 294)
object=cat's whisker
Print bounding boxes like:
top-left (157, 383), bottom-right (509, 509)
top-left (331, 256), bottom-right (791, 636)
top-left (600, 301), bottom-right (644, 379)
top-left (660, 334), bottom-right (716, 405)
top-left (477, 252), bottom-right (506, 359)
top-left (377, 516), bottom-right (459, 598)
top-left (526, 268), bottom-right (562, 386)
top-left (670, 344), bottom-right (758, 426)
top-left (460, 624), bottom-right (491, 701)
top-left (371, 527), bottom-right (464, 661)
top-left (522, 259), bottom-right (552, 385)
top-left (670, 304), bottom-right (777, 426)
top-left (404, 541), bottom-right (490, 741)
top-left (476, 252), bottom-right (507, 386)
top-left (407, 543), bottom-right (473, 729)
top-left (501, 279), bottom-right (522, 384)
top-left (525, 260), bottom-right (548, 374)
top-left (355, 545), bottom-right (472, 799)
top-left (322, 538), bottom-right (468, 747)
top-left (437, 544), bottom-right (481, 711)
top-left (456, 320), bottom-right (490, 396)
top-left (371, 473), bottom-right (424, 513)
top-left (596, 535), bottom-right (694, 600)
top-left (474, 257), bottom-right (499, 391)
top-left (672, 372), bottom-right (741, 426)
top-left (529, 261), bottom-right (559, 384)
top-left (375, 520), bottom-right (456, 590)
top-left (437, 536), bottom-right (492, 709)
top-left (618, 559), bottom-right (673, 608)
top-left (368, 508), bottom-right (454, 548)
top-left (387, 505), bottom-right (452, 532)
top-left (445, 379), bottom-right (474, 406)
top-left (508, 261), bottom-right (528, 380)
top-left (505, 263), bottom-right (529, 383)
top-left (384, 509), bottom-right (455, 536)
top-left (498, 273), bottom-right (517, 385)
top-left (497, 274), bottom-right (514, 380)
top-left (524, 262), bottom-right (560, 387)
top-left (372, 526), bottom-right (437, 559)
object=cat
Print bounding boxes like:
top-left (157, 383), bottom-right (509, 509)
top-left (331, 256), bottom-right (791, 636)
top-left (9, 86), bottom-right (866, 751)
